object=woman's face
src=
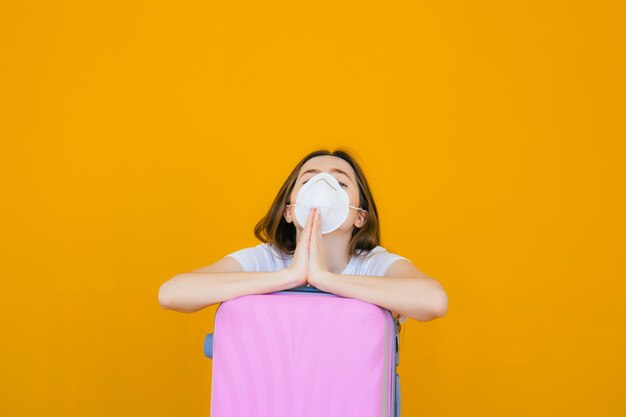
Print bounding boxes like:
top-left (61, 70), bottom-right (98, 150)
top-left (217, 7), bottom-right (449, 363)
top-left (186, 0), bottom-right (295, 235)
top-left (285, 155), bottom-right (367, 233)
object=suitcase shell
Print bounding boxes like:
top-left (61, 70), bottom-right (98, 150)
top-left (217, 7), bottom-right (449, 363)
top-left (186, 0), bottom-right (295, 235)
top-left (204, 285), bottom-right (401, 417)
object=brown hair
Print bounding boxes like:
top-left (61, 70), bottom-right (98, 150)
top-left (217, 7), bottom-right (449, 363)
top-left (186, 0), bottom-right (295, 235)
top-left (253, 147), bottom-right (381, 259)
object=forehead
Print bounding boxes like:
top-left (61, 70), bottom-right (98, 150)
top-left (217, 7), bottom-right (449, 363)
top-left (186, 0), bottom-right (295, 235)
top-left (298, 156), bottom-right (355, 179)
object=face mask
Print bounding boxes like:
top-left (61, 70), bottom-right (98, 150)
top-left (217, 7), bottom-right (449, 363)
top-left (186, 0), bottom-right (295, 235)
top-left (286, 172), bottom-right (367, 234)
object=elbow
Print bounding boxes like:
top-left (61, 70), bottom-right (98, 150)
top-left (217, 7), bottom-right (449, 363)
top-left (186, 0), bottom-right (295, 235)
top-left (408, 289), bottom-right (448, 322)
top-left (432, 289), bottom-right (448, 318)
top-left (158, 276), bottom-right (202, 313)
top-left (158, 280), bottom-right (176, 310)
top-left (407, 279), bottom-right (448, 322)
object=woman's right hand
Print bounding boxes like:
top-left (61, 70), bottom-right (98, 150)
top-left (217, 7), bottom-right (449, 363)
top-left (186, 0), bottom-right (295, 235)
top-left (285, 206), bottom-right (317, 287)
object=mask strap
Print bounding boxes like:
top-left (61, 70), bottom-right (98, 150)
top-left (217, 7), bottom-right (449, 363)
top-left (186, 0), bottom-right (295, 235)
top-left (287, 203), bottom-right (367, 213)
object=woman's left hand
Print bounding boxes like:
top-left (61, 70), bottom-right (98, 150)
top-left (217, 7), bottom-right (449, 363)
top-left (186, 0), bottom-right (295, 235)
top-left (307, 207), bottom-right (331, 288)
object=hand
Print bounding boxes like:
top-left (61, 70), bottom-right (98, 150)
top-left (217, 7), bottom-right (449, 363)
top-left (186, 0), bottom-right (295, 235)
top-left (285, 207), bottom-right (317, 287)
top-left (306, 206), bottom-right (331, 288)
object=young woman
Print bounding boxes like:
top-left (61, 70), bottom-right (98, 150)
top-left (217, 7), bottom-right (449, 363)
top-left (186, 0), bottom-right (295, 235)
top-left (158, 149), bottom-right (448, 327)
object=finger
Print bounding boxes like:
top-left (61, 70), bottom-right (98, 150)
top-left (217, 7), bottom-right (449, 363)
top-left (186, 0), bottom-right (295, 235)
top-left (303, 207), bottom-right (315, 247)
top-left (316, 207), bottom-right (321, 237)
top-left (310, 207), bottom-right (319, 243)
top-left (310, 208), bottom-right (317, 247)
top-left (298, 207), bottom-right (312, 245)
top-left (302, 207), bottom-right (314, 237)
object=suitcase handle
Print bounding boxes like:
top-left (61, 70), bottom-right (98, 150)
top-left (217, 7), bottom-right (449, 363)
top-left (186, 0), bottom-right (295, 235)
top-left (279, 284), bottom-right (330, 294)
top-left (204, 333), bottom-right (213, 358)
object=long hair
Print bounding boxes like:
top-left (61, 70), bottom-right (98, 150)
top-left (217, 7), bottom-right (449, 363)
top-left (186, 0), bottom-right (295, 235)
top-left (253, 147), bottom-right (382, 259)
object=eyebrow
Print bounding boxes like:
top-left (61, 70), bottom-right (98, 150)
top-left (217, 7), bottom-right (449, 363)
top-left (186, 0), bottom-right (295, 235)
top-left (298, 168), bottom-right (354, 182)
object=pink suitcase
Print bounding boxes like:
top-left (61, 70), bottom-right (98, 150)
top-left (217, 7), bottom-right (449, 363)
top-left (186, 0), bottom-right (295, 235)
top-left (204, 284), bottom-right (402, 417)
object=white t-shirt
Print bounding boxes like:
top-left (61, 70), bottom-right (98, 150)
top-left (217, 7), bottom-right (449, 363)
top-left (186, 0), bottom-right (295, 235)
top-left (225, 243), bottom-right (411, 324)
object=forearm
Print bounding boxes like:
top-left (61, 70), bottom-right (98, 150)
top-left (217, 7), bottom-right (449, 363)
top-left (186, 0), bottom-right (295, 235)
top-left (159, 269), bottom-right (299, 313)
top-left (313, 272), bottom-right (448, 322)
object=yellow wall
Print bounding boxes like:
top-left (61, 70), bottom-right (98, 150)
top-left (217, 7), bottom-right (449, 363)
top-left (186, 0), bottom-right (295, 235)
top-left (2, 1), bottom-right (624, 416)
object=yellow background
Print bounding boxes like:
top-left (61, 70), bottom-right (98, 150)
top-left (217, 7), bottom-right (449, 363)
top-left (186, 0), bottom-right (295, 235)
top-left (1, 1), bottom-right (625, 416)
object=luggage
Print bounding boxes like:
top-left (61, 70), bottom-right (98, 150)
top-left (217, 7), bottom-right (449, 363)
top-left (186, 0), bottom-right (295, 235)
top-left (204, 284), bottom-right (402, 417)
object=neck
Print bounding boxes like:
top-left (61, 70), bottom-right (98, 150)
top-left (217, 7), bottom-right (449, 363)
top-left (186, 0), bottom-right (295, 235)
top-left (322, 231), bottom-right (353, 274)
top-left (297, 229), bottom-right (352, 274)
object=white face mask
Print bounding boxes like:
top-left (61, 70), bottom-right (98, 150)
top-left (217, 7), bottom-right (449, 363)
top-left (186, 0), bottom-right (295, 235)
top-left (286, 172), bottom-right (367, 234)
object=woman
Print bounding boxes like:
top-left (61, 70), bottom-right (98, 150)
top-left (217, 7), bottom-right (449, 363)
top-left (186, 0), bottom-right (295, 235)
top-left (158, 148), bottom-right (448, 326)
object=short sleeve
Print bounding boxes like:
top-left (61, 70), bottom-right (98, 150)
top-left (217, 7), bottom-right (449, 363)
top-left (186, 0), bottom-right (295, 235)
top-left (224, 243), bottom-right (288, 272)
top-left (364, 250), bottom-right (412, 277)
top-left (224, 245), bottom-right (263, 272)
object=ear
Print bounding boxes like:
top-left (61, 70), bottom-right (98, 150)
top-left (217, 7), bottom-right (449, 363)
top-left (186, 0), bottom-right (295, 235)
top-left (284, 204), bottom-right (293, 223)
top-left (355, 210), bottom-right (368, 228)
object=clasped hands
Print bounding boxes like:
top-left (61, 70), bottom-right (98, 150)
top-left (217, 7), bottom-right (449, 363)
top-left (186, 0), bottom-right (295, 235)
top-left (287, 207), bottom-right (333, 289)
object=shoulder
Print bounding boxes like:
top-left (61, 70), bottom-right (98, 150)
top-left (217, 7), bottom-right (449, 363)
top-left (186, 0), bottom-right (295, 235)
top-left (224, 243), bottom-right (266, 270)
top-left (225, 243), bottom-right (290, 272)
top-left (359, 245), bottom-right (408, 263)
top-left (352, 246), bottom-right (412, 277)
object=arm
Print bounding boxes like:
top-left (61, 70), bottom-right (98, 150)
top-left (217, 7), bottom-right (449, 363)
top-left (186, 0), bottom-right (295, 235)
top-left (158, 256), bottom-right (301, 313)
top-left (312, 260), bottom-right (448, 322)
